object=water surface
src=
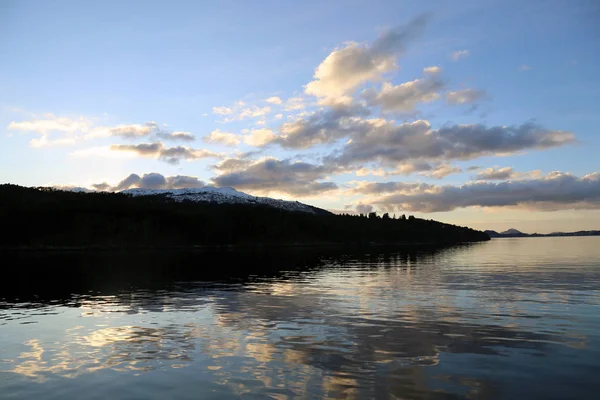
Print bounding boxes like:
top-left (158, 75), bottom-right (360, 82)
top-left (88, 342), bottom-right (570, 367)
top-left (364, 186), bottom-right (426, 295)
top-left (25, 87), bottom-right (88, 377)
top-left (1, 237), bottom-right (600, 399)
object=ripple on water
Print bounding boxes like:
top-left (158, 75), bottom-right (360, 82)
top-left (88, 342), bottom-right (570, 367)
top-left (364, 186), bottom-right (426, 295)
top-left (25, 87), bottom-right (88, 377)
top-left (1, 237), bottom-right (600, 399)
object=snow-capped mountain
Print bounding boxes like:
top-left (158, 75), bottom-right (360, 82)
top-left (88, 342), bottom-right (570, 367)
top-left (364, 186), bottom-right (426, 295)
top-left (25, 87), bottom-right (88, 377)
top-left (121, 186), bottom-right (328, 214)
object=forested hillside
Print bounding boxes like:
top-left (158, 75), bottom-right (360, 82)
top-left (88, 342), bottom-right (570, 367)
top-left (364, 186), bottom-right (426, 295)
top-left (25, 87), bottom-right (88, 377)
top-left (0, 184), bottom-right (489, 248)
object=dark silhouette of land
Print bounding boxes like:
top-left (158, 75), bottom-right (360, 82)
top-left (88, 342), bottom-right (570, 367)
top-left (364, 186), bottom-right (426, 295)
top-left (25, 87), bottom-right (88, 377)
top-left (485, 228), bottom-right (600, 238)
top-left (0, 184), bottom-right (489, 249)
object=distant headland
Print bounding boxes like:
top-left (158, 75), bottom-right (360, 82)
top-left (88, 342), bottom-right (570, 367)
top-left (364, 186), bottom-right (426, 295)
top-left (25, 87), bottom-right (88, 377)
top-left (485, 228), bottom-right (600, 238)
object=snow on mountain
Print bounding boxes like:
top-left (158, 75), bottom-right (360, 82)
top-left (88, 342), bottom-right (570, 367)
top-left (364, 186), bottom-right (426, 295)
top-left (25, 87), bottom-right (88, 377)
top-left (121, 186), bottom-right (327, 214)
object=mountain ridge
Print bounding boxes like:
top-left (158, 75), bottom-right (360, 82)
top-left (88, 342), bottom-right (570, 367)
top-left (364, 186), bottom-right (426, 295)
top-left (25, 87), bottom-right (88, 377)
top-left (485, 228), bottom-right (600, 238)
top-left (0, 184), bottom-right (490, 248)
top-left (120, 186), bottom-right (329, 215)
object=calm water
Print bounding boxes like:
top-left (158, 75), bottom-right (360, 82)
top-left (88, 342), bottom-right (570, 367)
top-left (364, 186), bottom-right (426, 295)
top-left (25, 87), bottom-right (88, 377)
top-left (1, 237), bottom-right (600, 399)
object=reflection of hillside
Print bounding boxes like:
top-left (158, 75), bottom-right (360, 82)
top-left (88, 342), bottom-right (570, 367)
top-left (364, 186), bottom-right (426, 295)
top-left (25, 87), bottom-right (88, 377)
top-left (1, 246), bottom-right (460, 308)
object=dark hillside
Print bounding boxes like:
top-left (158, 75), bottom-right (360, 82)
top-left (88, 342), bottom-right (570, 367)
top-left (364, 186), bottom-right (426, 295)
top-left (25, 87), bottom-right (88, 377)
top-left (0, 184), bottom-right (489, 248)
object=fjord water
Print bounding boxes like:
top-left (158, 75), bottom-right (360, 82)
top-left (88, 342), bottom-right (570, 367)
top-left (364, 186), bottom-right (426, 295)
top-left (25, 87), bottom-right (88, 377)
top-left (1, 237), bottom-right (599, 399)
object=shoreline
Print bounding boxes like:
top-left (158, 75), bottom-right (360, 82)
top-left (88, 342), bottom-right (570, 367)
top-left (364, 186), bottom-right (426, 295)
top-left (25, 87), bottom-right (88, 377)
top-left (0, 239), bottom-right (488, 253)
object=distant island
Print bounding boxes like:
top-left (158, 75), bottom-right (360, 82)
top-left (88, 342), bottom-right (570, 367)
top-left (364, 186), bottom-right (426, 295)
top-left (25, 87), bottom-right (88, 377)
top-left (0, 184), bottom-right (489, 249)
top-left (485, 228), bottom-right (600, 238)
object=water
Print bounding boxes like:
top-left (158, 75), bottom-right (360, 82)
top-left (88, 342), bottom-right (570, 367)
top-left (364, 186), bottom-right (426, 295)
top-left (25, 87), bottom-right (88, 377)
top-left (1, 237), bottom-right (600, 399)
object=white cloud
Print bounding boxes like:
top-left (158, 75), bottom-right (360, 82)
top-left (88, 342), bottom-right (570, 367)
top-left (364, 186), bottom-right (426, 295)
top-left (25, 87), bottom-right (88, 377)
top-left (446, 89), bottom-right (486, 105)
top-left (239, 106), bottom-right (271, 119)
top-left (243, 128), bottom-right (277, 147)
top-left (9, 114), bottom-right (90, 147)
top-left (475, 167), bottom-right (543, 181)
top-left (284, 97), bottom-right (306, 111)
top-left (450, 50), bottom-right (469, 61)
top-left (520, 64), bottom-right (532, 71)
top-left (305, 16), bottom-right (428, 102)
top-left (475, 166), bottom-right (515, 180)
top-left (8, 114), bottom-right (194, 145)
top-left (8, 114), bottom-right (91, 134)
top-left (275, 104), bottom-right (371, 149)
top-left (30, 135), bottom-right (78, 148)
top-left (423, 66), bottom-right (441, 74)
top-left (70, 146), bottom-right (139, 160)
top-left (356, 168), bottom-right (387, 177)
top-left (275, 114), bottom-right (283, 120)
top-left (212, 106), bottom-right (233, 115)
top-left (362, 72), bottom-right (444, 113)
top-left (203, 129), bottom-right (240, 147)
top-left (265, 96), bottom-right (283, 105)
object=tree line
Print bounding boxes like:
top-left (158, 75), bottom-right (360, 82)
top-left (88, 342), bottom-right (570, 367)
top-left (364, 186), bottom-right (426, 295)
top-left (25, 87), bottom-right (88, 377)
top-left (0, 184), bottom-right (489, 248)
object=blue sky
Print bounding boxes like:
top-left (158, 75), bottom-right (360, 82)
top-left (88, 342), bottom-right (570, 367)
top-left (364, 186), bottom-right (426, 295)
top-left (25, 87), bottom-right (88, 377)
top-left (1, 0), bottom-right (599, 233)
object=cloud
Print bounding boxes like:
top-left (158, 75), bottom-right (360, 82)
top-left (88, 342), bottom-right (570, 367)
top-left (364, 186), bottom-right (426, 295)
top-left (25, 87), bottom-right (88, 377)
top-left (70, 146), bottom-right (139, 160)
top-left (90, 182), bottom-right (111, 191)
top-left (274, 103), bottom-right (371, 149)
top-left (419, 164), bottom-right (462, 179)
top-left (356, 168), bottom-right (387, 177)
top-left (214, 103), bottom-right (272, 122)
top-left (239, 106), bottom-right (271, 119)
top-left (8, 114), bottom-right (90, 147)
top-left (8, 114), bottom-right (195, 145)
top-left (8, 114), bottom-right (91, 134)
top-left (212, 106), bottom-right (233, 115)
top-left (203, 129), bottom-right (240, 147)
top-left (109, 142), bottom-right (219, 164)
top-left (212, 157), bottom-right (337, 196)
top-left (475, 167), bottom-right (543, 181)
top-left (446, 89), bottom-right (486, 105)
top-left (100, 122), bottom-right (195, 141)
top-left (106, 122), bottom-right (155, 138)
top-left (243, 128), bottom-right (277, 147)
top-left (305, 15), bottom-right (428, 101)
top-left (350, 180), bottom-right (434, 195)
top-left (326, 120), bottom-right (575, 169)
top-left (354, 161), bottom-right (444, 178)
top-left (451, 50), bottom-right (469, 61)
top-left (213, 157), bottom-right (253, 173)
top-left (266, 96), bottom-right (283, 105)
top-left (423, 66), bottom-right (441, 74)
top-left (30, 136), bottom-right (78, 148)
top-left (356, 204), bottom-right (373, 214)
top-left (371, 172), bottom-right (600, 212)
top-left (362, 69), bottom-right (444, 113)
top-left (50, 185), bottom-right (93, 192)
top-left (475, 167), bottom-right (515, 180)
top-left (520, 64), bottom-right (532, 71)
top-left (284, 97), bottom-right (306, 111)
top-left (93, 172), bottom-right (206, 192)
top-left (157, 131), bottom-right (195, 142)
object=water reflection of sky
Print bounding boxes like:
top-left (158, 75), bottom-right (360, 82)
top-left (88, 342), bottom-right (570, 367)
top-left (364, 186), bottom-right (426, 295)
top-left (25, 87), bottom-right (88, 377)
top-left (1, 237), bottom-right (600, 399)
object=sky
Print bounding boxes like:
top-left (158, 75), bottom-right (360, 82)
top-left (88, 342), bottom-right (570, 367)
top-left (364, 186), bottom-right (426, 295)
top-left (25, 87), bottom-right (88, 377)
top-left (1, 0), bottom-right (599, 233)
